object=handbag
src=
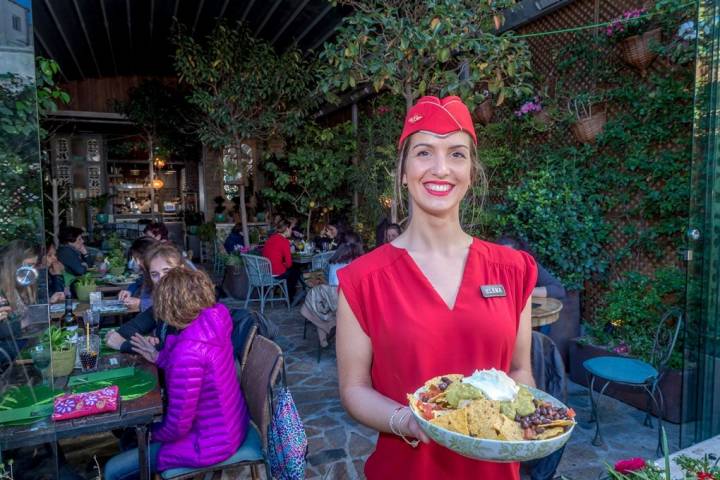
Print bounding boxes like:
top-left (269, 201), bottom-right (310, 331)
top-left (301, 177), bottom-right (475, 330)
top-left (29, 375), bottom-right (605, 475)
top-left (268, 365), bottom-right (307, 480)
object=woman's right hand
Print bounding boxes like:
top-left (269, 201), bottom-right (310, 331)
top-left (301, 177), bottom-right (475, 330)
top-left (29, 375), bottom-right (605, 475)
top-left (399, 410), bottom-right (431, 444)
top-left (118, 290), bottom-right (131, 301)
top-left (122, 297), bottom-right (140, 310)
top-left (0, 306), bottom-right (11, 322)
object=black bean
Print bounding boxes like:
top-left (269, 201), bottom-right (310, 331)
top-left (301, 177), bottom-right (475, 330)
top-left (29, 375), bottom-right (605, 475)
top-left (439, 382), bottom-right (448, 391)
top-left (536, 427), bottom-right (545, 434)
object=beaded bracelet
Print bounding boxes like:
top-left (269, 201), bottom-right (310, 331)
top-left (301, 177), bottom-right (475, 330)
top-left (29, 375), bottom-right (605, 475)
top-left (389, 407), bottom-right (420, 448)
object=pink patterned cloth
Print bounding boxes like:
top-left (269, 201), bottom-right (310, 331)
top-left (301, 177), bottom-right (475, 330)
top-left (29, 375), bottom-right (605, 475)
top-left (52, 386), bottom-right (119, 421)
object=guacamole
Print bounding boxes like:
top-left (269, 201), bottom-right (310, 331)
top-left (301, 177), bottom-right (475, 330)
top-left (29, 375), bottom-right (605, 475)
top-left (445, 382), bottom-right (484, 408)
top-left (499, 386), bottom-right (535, 418)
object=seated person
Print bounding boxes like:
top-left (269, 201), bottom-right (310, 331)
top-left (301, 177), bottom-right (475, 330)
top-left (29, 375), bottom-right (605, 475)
top-left (262, 218), bottom-right (300, 302)
top-left (104, 268), bottom-right (250, 479)
top-left (0, 241), bottom-right (41, 356)
top-left (223, 223), bottom-right (245, 254)
top-left (106, 243), bottom-right (191, 353)
top-left (288, 217), bottom-right (304, 240)
top-left (314, 223), bottom-right (338, 251)
top-left (57, 226), bottom-right (94, 283)
top-left (497, 235), bottom-right (566, 300)
top-left (117, 237), bottom-right (158, 312)
top-left (301, 231), bottom-right (365, 347)
top-left (44, 242), bottom-right (66, 303)
top-left (143, 222), bottom-right (169, 243)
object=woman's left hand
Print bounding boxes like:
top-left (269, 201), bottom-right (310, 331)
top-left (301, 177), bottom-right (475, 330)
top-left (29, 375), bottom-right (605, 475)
top-left (49, 291), bottom-right (65, 304)
top-left (130, 334), bottom-right (159, 363)
top-left (400, 408), bottom-right (431, 444)
top-left (0, 306), bottom-right (11, 322)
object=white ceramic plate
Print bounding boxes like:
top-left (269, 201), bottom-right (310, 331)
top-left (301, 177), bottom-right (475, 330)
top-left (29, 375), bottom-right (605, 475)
top-left (410, 385), bottom-right (575, 462)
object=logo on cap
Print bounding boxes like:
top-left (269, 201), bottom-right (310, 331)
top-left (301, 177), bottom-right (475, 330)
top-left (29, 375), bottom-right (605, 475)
top-left (408, 114), bottom-right (423, 124)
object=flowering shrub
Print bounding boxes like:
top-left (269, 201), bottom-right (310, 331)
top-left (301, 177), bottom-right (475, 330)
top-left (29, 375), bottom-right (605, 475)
top-left (605, 8), bottom-right (651, 42)
top-left (515, 97), bottom-right (543, 117)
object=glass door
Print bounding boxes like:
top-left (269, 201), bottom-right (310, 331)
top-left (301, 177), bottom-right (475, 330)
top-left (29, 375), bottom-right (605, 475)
top-left (681, 0), bottom-right (720, 447)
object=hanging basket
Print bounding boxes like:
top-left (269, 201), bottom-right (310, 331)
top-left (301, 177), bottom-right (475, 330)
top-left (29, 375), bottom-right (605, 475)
top-left (571, 111), bottom-right (607, 144)
top-left (619, 28), bottom-right (661, 73)
top-left (532, 110), bottom-right (553, 127)
top-left (473, 100), bottom-right (494, 125)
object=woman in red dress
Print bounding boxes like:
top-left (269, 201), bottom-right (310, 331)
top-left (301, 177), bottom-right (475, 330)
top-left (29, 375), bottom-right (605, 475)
top-left (336, 96), bottom-right (537, 479)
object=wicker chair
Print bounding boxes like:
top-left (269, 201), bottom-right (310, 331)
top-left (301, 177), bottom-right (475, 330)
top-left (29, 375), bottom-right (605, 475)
top-left (241, 254), bottom-right (290, 313)
top-left (161, 335), bottom-right (283, 480)
top-left (311, 251), bottom-right (335, 276)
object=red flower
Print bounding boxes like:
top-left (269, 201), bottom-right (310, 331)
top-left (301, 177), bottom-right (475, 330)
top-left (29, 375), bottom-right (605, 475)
top-left (697, 473), bottom-right (715, 480)
top-left (614, 458), bottom-right (646, 473)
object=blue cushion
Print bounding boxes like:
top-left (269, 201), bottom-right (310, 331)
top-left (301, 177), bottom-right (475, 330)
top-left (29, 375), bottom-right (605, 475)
top-left (161, 425), bottom-right (264, 479)
top-left (583, 356), bottom-right (658, 385)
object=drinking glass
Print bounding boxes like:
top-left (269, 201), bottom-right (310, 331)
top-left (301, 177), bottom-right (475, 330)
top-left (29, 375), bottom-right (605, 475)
top-left (78, 334), bottom-right (101, 372)
top-left (30, 344), bottom-right (51, 385)
top-left (83, 309), bottom-right (100, 333)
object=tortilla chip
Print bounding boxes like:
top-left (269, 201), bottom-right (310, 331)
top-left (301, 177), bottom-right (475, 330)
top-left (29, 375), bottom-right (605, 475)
top-left (424, 374), bottom-right (463, 390)
top-left (542, 419), bottom-right (575, 428)
top-left (430, 408), bottom-right (470, 436)
top-left (429, 392), bottom-right (447, 405)
top-left (536, 427), bottom-right (565, 440)
top-left (495, 415), bottom-right (524, 441)
top-left (466, 398), bottom-right (502, 440)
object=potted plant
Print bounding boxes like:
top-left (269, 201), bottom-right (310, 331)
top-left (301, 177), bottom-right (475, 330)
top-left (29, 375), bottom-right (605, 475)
top-left (567, 94), bottom-right (607, 144)
top-left (605, 7), bottom-right (661, 73)
top-left (213, 196), bottom-right (227, 223)
top-left (473, 90), bottom-right (495, 126)
top-left (106, 250), bottom-right (126, 277)
top-left (45, 325), bottom-right (77, 377)
top-left (198, 222), bottom-right (217, 242)
top-left (183, 210), bottom-right (203, 235)
top-left (74, 273), bottom-right (98, 302)
top-left (515, 96), bottom-right (554, 132)
top-left (87, 194), bottom-right (111, 224)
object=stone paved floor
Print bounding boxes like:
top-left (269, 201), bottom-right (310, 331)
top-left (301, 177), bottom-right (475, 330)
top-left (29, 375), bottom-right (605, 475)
top-left (60, 302), bottom-right (680, 479)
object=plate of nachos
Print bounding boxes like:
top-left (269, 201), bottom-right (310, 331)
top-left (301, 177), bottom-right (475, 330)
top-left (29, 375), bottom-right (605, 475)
top-left (408, 369), bottom-right (575, 462)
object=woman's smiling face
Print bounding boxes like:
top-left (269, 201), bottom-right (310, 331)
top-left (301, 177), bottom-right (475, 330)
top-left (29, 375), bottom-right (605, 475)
top-left (402, 130), bottom-right (473, 217)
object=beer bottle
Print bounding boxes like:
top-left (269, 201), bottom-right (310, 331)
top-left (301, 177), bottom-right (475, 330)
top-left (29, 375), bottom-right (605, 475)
top-left (62, 287), bottom-right (76, 327)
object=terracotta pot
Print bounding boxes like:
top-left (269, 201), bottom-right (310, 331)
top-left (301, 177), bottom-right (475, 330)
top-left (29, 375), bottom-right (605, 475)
top-left (533, 110), bottom-right (553, 126)
top-left (474, 100), bottom-right (494, 125)
top-left (571, 111), bottom-right (607, 144)
top-left (619, 28), bottom-right (662, 73)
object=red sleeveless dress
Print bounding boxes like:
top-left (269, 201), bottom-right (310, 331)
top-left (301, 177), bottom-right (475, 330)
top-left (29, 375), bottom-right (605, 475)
top-left (337, 238), bottom-right (537, 479)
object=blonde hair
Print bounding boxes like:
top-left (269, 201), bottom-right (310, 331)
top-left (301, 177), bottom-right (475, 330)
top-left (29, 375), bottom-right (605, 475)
top-left (153, 268), bottom-right (216, 329)
top-left (393, 132), bottom-right (487, 217)
top-left (0, 240), bottom-right (39, 310)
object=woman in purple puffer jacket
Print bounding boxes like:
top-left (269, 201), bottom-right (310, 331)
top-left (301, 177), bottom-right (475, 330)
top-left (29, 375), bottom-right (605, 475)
top-left (105, 268), bottom-right (249, 480)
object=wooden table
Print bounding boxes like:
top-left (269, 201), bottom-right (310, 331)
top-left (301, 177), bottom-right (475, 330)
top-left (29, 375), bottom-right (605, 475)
top-left (531, 296), bottom-right (563, 328)
top-left (0, 353), bottom-right (162, 480)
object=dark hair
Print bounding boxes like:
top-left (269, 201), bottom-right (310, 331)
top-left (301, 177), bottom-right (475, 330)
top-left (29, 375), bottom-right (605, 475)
top-left (59, 226), bottom-right (84, 244)
top-left (497, 234), bottom-right (529, 252)
top-left (129, 237), bottom-right (157, 259)
top-left (386, 223), bottom-right (401, 236)
top-left (330, 231), bottom-right (364, 264)
top-left (143, 222), bottom-right (169, 241)
top-left (275, 218), bottom-right (290, 232)
top-left (376, 218), bottom-right (389, 246)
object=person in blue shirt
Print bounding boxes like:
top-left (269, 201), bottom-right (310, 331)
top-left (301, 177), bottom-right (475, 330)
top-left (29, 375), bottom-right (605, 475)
top-left (223, 223), bottom-right (245, 254)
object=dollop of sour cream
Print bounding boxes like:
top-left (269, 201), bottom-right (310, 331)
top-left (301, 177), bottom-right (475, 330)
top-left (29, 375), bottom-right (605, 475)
top-left (462, 369), bottom-right (519, 402)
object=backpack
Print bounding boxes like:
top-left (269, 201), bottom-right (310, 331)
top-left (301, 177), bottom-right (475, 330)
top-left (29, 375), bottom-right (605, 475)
top-left (268, 366), bottom-right (307, 480)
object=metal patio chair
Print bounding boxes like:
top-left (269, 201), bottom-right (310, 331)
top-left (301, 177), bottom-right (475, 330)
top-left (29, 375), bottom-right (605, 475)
top-left (241, 254), bottom-right (290, 314)
top-left (583, 307), bottom-right (683, 454)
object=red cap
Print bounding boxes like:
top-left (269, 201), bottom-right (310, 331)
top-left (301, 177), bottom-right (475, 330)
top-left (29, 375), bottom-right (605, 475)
top-left (398, 96), bottom-right (477, 147)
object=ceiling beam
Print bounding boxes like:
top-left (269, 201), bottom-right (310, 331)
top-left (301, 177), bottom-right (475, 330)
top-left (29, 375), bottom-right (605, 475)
top-left (71, 0), bottom-right (101, 77)
top-left (241, 0), bottom-right (257, 22)
top-left (43, 0), bottom-right (85, 79)
top-left (306, 17), bottom-right (343, 54)
top-left (271, 0), bottom-right (310, 44)
top-left (255, 0), bottom-right (282, 36)
top-left (33, 30), bottom-right (69, 83)
top-left (217, 0), bottom-right (231, 22)
top-left (295, 4), bottom-right (332, 46)
top-left (149, 0), bottom-right (155, 42)
top-left (126, 0), bottom-right (133, 50)
top-left (100, 0), bottom-right (119, 76)
top-left (192, 0), bottom-right (205, 35)
top-left (173, 0), bottom-right (180, 19)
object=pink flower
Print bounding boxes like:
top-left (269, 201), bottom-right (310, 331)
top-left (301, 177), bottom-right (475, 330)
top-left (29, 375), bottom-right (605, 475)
top-left (612, 343), bottom-right (629, 354)
top-left (697, 473), bottom-right (715, 480)
top-left (376, 105), bottom-right (391, 116)
top-left (614, 458), bottom-right (646, 474)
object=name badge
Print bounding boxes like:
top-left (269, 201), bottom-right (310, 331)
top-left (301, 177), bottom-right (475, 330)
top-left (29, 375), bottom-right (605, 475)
top-left (480, 284), bottom-right (506, 298)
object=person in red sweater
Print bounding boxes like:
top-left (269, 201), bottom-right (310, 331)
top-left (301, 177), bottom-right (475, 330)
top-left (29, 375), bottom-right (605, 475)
top-left (262, 219), bottom-right (301, 302)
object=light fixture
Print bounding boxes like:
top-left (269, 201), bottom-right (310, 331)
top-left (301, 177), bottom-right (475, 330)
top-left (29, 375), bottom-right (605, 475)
top-left (154, 157), bottom-right (166, 169)
top-left (152, 178), bottom-right (164, 189)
